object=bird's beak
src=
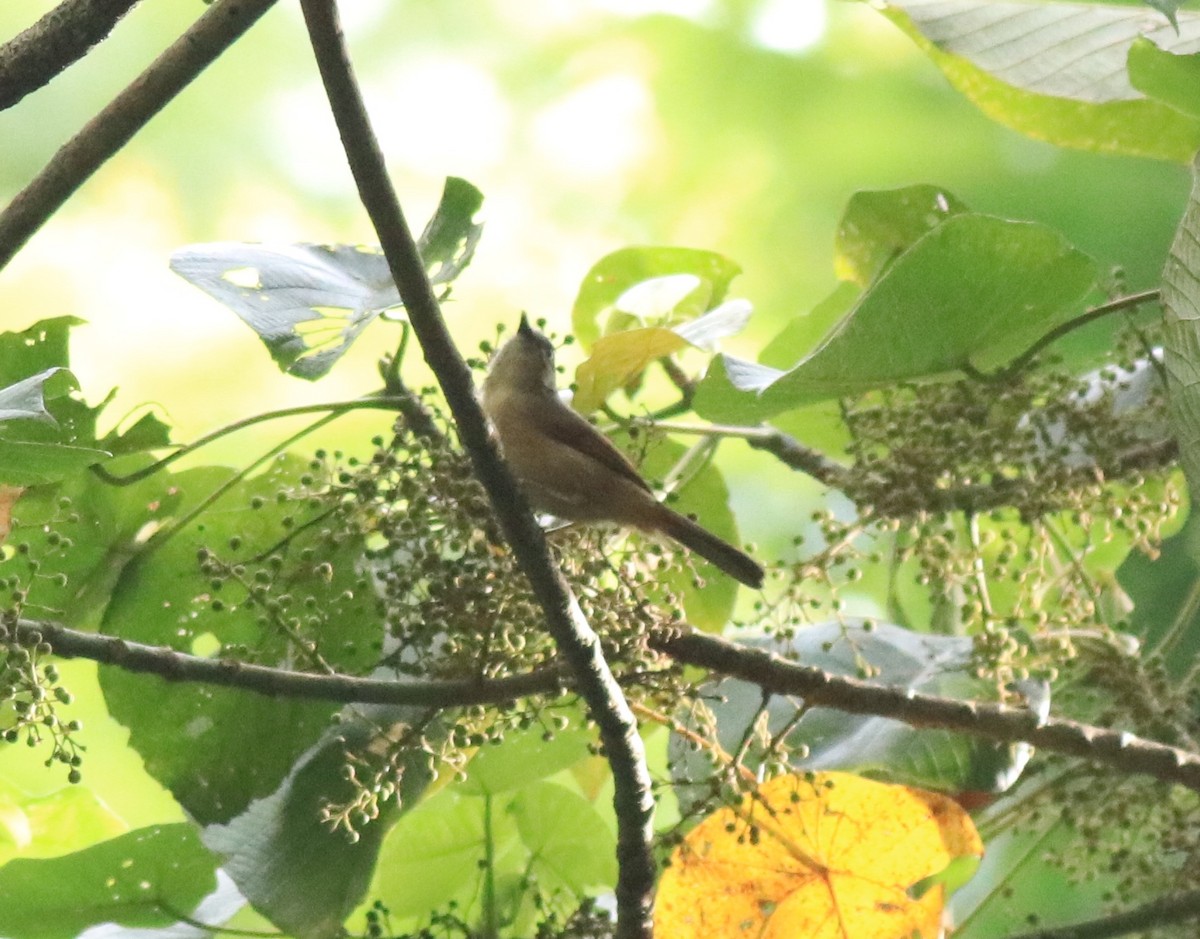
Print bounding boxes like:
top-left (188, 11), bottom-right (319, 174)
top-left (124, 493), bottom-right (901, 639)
top-left (518, 313), bottom-right (533, 336)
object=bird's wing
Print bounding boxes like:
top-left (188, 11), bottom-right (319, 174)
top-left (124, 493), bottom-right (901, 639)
top-left (539, 403), bottom-right (653, 493)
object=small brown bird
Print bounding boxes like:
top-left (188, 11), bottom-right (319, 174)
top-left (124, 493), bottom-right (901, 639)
top-left (481, 315), bottom-right (764, 589)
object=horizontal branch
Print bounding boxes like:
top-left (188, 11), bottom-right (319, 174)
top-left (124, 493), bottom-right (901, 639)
top-left (10, 619), bottom-right (566, 706)
top-left (656, 629), bottom-right (1200, 792)
top-left (16, 615), bottom-right (1200, 796)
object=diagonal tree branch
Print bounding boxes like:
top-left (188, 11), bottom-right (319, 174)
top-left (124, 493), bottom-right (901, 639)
top-left (295, 3), bottom-right (655, 935)
top-left (0, 0), bottom-right (143, 112)
top-left (0, 0), bottom-right (279, 273)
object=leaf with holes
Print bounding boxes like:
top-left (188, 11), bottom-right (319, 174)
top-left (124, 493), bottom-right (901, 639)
top-left (171, 177), bottom-right (483, 379)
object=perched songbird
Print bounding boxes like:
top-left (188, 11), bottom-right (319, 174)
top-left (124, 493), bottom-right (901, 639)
top-left (481, 315), bottom-right (764, 588)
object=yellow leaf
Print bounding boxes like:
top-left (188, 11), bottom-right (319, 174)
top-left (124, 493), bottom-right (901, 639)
top-left (572, 327), bottom-right (687, 414)
top-left (656, 771), bottom-right (983, 939)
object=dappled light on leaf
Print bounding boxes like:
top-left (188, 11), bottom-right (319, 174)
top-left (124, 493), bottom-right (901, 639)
top-left (655, 772), bottom-right (983, 939)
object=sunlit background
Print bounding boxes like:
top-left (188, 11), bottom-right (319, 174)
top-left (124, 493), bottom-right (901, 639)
top-left (0, 3), bottom-right (1190, 930)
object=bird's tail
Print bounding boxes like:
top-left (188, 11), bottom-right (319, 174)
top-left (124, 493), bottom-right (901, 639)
top-left (652, 506), bottom-right (764, 589)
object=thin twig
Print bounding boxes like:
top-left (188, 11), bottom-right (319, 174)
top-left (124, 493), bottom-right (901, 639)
top-left (296, 4), bottom-right (655, 935)
top-left (985, 289), bottom-right (1161, 382)
top-left (93, 393), bottom-right (429, 487)
top-left (0, 0), bottom-right (279, 272)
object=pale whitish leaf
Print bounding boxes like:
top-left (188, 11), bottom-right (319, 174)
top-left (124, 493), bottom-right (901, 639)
top-left (890, 0), bottom-right (1200, 102)
top-left (0, 368), bottom-right (69, 424)
top-left (172, 178), bottom-right (483, 380)
top-left (1162, 152), bottom-right (1200, 495)
top-left (673, 299), bottom-right (753, 350)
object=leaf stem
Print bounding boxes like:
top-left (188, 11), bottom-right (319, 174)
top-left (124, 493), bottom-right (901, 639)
top-left (979, 289), bottom-right (1161, 382)
top-left (93, 395), bottom-right (413, 486)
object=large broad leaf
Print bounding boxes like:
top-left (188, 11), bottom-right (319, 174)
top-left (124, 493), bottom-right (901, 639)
top-left (98, 460), bottom-right (383, 825)
top-left (0, 462), bottom-right (185, 629)
top-left (671, 621), bottom-right (1048, 803)
top-left (878, 0), bottom-right (1200, 161)
top-left (459, 724), bottom-right (596, 796)
top-left (1120, 509), bottom-right (1200, 669)
top-left (570, 246), bottom-right (741, 349)
top-left (657, 772), bottom-right (982, 939)
top-left (694, 214), bottom-right (1098, 423)
top-left (607, 430), bottom-right (743, 628)
top-left (1162, 153), bottom-right (1200, 496)
top-left (204, 710), bottom-right (433, 939)
top-left (0, 783), bottom-right (125, 866)
top-left (171, 177), bottom-right (483, 379)
top-left (1129, 38), bottom-right (1200, 119)
top-left (363, 781), bottom-right (615, 933)
top-left (0, 825), bottom-right (219, 939)
top-left (835, 185), bottom-right (969, 286)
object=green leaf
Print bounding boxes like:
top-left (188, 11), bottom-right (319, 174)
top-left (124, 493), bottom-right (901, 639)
top-left (0, 439), bottom-right (110, 486)
top-left (366, 789), bottom-right (518, 922)
top-left (0, 783), bottom-right (126, 866)
top-left (672, 621), bottom-right (1049, 799)
top-left (1129, 37), bottom-right (1200, 119)
top-left (0, 464), bottom-right (185, 628)
top-left (835, 185), bottom-right (969, 286)
top-left (609, 430), bottom-right (741, 627)
top-left (416, 176), bottom-right (485, 283)
top-left (879, 0), bottom-right (1200, 162)
top-left (204, 713), bottom-right (432, 939)
top-left (99, 409), bottom-right (174, 457)
top-left (0, 824), bottom-right (219, 939)
top-left (1163, 152), bottom-right (1200, 497)
top-left (1120, 508), bottom-right (1200, 670)
top-left (571, 246), bottom-right (741, 349)
top-left (509, 781), bottom-right (617, 893)
top-left (694, 214), bottom-right (1098, 423)
top-left (461, 724), bottom-right (595, 796)
top-left (170, 177), bottom-right (484, 380)
top-left (0, 318), bottom-right (80, 389)
top-left (99, 460), bottom-right (383, 824)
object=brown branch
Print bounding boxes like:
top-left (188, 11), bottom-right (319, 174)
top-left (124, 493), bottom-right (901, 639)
top-left (0, 0), bottom-right (279, 273)
top-left (0, 0), bottom-right (142, 112)
top-left (21, 609), bottom-right (1200, 799)
top-left (10, 618), bottom-right (568, 706)
top-left (656, 629), bottom-right (1200, 792)
top-left (1003, 887), bottom-right (1200, 939)
top-left (295, 4), bottom-right (655, 936)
